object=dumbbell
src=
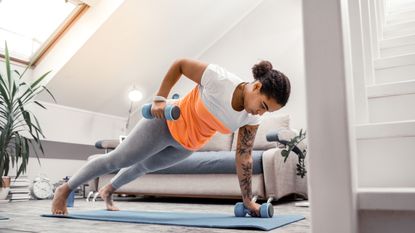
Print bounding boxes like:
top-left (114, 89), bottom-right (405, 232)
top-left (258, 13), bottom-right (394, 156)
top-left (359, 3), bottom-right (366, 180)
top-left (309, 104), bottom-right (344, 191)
top-left (141, 103), bottom-right (181, 120)
top-left (172, 93), bottom-right (180, 99)
top-left (234, 196), bottom-right (274, 218)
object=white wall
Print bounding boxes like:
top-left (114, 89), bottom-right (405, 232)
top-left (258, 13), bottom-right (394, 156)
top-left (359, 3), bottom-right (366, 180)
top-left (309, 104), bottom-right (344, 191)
top-left (1, 60), bottom-right (126, 145)
top-left (24, 101), bottom-right (126, 145)
top-left (172, 0), bottom-right (306, 130)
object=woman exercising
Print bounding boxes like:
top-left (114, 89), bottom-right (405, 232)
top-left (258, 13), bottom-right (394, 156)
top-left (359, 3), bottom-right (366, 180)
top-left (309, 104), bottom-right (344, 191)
top-left (51, 58), bottom-right (291, 216)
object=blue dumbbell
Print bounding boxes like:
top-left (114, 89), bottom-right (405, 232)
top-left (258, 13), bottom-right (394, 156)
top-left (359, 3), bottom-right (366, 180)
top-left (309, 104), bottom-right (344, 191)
top-left (141, 103), bottom-right (181, 120)
top-left (234, 199), bottom-right (274, 218)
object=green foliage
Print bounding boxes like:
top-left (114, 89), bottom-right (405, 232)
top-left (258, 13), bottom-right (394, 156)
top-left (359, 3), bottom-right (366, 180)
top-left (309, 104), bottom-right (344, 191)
top-left (281, 129), bottom-right (307, 178)
top-left (0, 42), bottom-right (56, 186)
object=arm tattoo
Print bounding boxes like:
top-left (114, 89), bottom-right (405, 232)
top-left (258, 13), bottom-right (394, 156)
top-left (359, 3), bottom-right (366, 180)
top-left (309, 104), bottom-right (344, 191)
top-left (235, 125), bottom-right (258, 201)
top-left (240, 162), bottom-right (253, 199)
top-left (236, 125), bottom-right (258, 157)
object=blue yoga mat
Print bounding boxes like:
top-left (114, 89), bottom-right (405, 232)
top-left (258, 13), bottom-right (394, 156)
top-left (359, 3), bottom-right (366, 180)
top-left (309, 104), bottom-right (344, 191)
top-left (42, 210), bottom-right (304, 231)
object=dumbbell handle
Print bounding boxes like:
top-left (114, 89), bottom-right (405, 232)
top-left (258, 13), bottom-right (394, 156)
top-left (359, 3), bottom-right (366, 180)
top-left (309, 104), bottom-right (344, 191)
top-left (141, 103), bottom-right (180, 120)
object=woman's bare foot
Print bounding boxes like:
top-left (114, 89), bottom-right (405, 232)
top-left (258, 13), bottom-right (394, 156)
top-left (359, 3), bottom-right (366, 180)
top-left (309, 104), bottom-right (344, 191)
top-left (98, 183), bottom-right (120, 211)
top-left (51, 183), bottom-right (70, 215)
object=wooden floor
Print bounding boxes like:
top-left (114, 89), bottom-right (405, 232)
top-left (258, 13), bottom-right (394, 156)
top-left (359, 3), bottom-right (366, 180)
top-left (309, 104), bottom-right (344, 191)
top-left (0, 196), bottom-right (310, 233)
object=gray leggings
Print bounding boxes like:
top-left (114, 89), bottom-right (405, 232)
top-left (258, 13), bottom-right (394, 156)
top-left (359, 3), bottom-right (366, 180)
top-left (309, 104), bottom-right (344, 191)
top-left (67, 118), bottom-right (193, 190)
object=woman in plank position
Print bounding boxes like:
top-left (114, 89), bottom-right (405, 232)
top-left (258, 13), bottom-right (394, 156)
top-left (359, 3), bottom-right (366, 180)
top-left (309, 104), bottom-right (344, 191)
top-left (51, 58), bottom-right (291, 216)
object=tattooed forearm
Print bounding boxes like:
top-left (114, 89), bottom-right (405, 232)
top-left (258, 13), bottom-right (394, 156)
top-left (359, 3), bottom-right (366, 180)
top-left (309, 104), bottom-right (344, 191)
top-left (236, 125), bottom-right (258, 156)
top-left (239, 162), bottom-right (253, 200)
top-left (235, 125), bottom-right (258, 203)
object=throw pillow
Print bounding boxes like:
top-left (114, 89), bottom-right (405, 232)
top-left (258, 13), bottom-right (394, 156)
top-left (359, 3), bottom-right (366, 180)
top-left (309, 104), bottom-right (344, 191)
top-left (199, 132), bottom-right (234, 151)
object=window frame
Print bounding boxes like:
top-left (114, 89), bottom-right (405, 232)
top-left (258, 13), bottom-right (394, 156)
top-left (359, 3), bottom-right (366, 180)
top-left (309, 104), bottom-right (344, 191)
top-left (0, 3), bottom-right (89, 67)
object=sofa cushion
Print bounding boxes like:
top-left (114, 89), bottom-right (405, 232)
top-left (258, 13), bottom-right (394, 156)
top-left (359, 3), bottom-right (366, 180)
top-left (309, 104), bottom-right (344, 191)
top-left (151, 151), bottom-right (264, 174)
top-left (231, 114), bottom-right (290, 150)
top-left (198, 132), bottom-right (234, 151)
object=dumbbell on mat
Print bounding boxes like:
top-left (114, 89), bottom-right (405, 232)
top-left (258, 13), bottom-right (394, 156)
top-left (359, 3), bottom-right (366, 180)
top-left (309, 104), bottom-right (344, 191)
top-left (234, 196), bottom-right (274, 218)
top-left (141, 103), bottom-right (181, 120)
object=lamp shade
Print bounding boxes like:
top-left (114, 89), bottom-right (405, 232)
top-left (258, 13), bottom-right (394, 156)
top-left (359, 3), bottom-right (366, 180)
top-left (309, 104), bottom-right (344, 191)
top-left (128, 89), bottom-right (143, 102)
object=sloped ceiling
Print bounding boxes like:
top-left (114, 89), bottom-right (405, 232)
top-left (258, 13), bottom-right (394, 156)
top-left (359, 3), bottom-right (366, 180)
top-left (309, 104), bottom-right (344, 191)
top-left (36, 0), bottom-right (263, 117)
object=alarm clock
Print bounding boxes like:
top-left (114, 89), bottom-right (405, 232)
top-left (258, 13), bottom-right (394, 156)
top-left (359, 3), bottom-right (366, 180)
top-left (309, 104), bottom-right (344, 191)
top-left (31, 176), bottom-right (53, 199)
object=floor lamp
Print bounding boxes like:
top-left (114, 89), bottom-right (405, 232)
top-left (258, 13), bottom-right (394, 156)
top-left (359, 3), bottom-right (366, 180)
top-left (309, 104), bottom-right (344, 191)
top-left (125, 88), bottom-right (143, 133)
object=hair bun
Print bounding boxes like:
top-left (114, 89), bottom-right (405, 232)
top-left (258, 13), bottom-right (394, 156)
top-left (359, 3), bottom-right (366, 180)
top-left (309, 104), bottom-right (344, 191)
top-left (252, 60), bottom-right (273, 79)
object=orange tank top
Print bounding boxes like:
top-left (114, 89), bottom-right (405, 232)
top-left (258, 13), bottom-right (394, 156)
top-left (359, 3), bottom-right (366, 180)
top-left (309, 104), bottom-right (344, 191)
top-left (167, 86), bottom-right (231, 151)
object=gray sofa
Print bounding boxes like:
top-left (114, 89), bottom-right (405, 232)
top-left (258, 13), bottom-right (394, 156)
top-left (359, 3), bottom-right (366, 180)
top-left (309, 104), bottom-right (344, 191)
top-left (88, 115), bottom-right (308, 201)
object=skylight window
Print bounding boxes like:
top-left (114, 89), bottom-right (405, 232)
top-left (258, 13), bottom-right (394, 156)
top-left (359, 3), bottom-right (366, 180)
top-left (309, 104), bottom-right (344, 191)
top-left (0, 0), bottom-right (86, 65)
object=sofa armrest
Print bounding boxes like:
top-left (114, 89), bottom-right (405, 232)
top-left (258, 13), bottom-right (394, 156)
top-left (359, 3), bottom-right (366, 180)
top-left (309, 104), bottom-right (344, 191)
top-left (266, 129), bottom-right (309, 198)
top-left (262, 148), bottom-right (308, 200)
top-left (95, 139), bottom-right (120, 150)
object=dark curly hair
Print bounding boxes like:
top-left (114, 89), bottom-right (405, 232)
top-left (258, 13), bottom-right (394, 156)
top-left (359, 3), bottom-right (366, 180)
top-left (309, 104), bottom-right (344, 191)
top-left (252, 60), bottom-right (291, 107)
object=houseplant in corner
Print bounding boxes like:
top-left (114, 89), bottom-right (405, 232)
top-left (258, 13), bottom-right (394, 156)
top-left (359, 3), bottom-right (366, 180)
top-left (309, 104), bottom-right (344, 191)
top-left (0, 42), bottom-right (56, 200)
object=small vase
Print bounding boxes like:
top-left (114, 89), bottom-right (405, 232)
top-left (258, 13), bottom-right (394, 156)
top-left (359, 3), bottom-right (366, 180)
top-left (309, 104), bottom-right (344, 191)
top-left (2, 176), bottom-right (11, 188)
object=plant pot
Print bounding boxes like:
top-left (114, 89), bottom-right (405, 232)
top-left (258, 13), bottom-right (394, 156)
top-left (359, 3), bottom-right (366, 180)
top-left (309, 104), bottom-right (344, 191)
top-left (2, 176), bottom-right (11, 188)
top-left (0, 177), bottom-right (11, 200)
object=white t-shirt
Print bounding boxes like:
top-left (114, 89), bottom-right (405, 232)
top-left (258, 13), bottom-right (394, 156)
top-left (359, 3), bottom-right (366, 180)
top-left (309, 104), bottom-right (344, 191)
top-left (199, 64), bottom-right (261, 132)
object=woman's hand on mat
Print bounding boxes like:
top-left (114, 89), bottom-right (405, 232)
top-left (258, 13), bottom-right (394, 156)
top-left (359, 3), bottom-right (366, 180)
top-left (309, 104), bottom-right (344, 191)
top-left (245, 201), bottom-right (261, 217)
top-left (151, 101), bottom-right (167, 119)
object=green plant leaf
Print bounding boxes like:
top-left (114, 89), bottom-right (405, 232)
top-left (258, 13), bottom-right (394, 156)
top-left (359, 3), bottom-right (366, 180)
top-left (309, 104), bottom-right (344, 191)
top-left (4, 153), bottom-right (10, 177)
top-left (281, 150), bottom-right (289, 158)
top-left (16, 148), bottom-right (28, 179)
top-left (31, 113), bottom-right (46, 139)
top-left (0, 75), bottom-right (10, 106)
top-left (42, 86), bottom-right (57, 103)
top-left (20, 110), bottom-right (32, 132)
top-left (280, 128), bottom-right (308, 177)
top-left (4, 42), bottom-right (12, 91)
top-left (0, 42), bottom-right (53, 178)
top-left (29, 70), bottom-right (52, 90)
top-left (33, 101), bottom-right (46, 110)
top-left (14, 70), bottom-right (21, 77)
top-left (10, 74), bottom-right (18, 102)
top-left (27, 138), bottom-right (41, 165)
top-left (19, 70), bottom-right (51, 103)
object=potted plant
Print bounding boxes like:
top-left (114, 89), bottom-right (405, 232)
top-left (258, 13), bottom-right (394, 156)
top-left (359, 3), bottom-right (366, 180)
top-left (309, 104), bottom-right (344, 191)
top-left (280, 129), bottom-right (307, 178)
top-left (0, 42), bottom-right (56, 199)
